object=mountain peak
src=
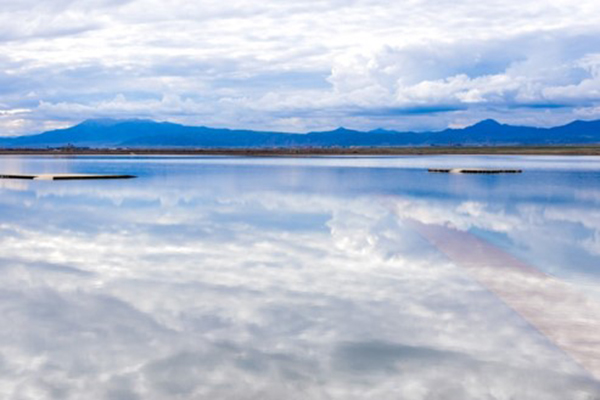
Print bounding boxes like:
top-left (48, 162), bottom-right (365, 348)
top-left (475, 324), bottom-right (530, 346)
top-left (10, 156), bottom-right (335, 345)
top-left (78, 118), bottom-right (157, 128)
top-left (472, 119), bottom-right (502, 128)
top-left (307, 126), bottom-right (362, 135)
top-left (78, 118), bottom-right (123, 127)
top-left (333, 127), bottom-right (365, 134)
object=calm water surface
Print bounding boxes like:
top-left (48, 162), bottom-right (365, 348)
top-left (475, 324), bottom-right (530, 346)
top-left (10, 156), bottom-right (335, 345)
top-left (0, 155), bottom-right (599, 399)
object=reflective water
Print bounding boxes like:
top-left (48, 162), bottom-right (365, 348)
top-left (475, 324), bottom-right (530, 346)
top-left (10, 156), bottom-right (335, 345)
top-left (0, 155), bottom-right (599, 399)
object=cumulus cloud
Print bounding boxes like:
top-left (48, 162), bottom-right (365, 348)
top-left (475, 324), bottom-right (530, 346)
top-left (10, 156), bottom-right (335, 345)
top-left (1, 0), bottom-right (600, 134)
top-left (323, 32), bottom-right (600, 127)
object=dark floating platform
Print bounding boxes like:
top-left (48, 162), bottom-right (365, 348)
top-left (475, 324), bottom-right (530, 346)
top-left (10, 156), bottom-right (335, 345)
top-left (0, 174), bottom-right (136, 181)
top-left (428, 168), bottom-right (522, 174)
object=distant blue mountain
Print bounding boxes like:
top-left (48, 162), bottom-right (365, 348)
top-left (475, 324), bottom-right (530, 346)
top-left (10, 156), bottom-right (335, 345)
top-left (1, 118), bottom-right (600, 148)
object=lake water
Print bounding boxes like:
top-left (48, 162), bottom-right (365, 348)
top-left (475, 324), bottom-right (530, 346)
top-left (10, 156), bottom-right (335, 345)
top-left (0, 155), bottom-right (599, 399)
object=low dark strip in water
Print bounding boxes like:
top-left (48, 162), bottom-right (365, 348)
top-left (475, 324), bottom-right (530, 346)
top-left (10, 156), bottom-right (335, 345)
top-left (428, 168), bottom-right (523, 174)
top-left (0, 174), bottom-right (136, 180)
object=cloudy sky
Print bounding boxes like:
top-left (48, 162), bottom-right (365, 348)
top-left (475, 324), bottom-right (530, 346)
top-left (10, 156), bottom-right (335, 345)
top-left (1, 0), bottom-right (600, 135)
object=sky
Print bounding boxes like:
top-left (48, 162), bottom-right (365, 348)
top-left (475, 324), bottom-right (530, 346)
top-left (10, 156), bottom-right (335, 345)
top-left (1, 0), bottom-right (600, 136)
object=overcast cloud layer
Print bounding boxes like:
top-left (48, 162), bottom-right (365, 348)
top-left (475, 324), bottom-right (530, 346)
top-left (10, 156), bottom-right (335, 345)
top-left (1, 0), bottom-right (600, 135)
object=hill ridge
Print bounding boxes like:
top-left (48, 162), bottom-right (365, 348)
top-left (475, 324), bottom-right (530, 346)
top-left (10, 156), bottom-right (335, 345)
top-left (1, 118), bottom-right (599, 148)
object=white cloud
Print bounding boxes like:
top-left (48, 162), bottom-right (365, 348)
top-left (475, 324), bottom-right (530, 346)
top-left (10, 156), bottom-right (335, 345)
top-left (1, 1), bottom-right (600, 134)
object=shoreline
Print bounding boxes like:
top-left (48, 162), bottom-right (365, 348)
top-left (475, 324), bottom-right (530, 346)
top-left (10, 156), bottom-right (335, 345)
top-left (2, 146), bottom-right (600, 156)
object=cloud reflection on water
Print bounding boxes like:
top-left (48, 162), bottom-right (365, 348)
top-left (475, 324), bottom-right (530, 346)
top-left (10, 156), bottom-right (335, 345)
top-left (0, 156), bottom-right (599, 399)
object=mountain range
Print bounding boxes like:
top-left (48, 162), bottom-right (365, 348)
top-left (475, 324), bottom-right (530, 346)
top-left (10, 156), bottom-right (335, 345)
top-left (1, 118), bottom-right (600, 148)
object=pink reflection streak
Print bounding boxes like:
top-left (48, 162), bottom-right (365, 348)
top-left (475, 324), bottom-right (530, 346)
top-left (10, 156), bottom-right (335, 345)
top-left (406, 219), bottom-right (600, 381)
